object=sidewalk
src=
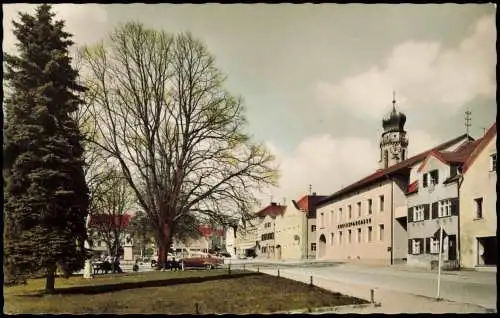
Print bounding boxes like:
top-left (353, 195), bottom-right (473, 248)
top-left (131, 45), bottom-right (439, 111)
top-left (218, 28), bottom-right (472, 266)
top-left (252, 268), bottom-right (495, 314)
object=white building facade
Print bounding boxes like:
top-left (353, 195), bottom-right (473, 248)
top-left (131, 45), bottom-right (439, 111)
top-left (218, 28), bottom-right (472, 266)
top-left (459, 124), bottom-right (497, 269)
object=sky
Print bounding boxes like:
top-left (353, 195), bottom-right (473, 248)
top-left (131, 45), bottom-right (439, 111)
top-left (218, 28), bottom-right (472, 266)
top-left (3, 4), bottom-right (497, 207)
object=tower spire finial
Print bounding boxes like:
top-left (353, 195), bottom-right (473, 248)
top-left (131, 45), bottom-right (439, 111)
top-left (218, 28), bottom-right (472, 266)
top-left (392, 91), bottom-right (396, 112)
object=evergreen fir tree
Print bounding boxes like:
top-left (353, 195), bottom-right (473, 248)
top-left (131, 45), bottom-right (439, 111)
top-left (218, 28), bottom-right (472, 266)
top-left (3, 4), bottom-right (90, 292)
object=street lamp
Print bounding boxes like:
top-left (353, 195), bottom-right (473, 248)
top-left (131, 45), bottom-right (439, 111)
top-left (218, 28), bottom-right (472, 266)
top-left (83, 214), bottom-right (93, 279)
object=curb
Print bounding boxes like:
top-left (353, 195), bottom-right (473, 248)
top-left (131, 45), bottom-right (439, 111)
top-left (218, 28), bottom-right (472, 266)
top-left (269, 303), bottom-right (378, 314)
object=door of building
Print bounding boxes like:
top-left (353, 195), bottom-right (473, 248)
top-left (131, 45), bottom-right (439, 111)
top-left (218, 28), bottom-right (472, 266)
top-left (448, 235), bottom-right (457, 261)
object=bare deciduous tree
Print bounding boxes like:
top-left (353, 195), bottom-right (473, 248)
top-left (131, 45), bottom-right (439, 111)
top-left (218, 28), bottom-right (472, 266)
top-left (80, 22), bottom-right (277, 269)
top-left (89, 169), bottom-right (134, 266)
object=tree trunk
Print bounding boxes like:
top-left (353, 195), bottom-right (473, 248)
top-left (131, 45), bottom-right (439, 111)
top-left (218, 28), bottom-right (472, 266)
top-left (157, 222), bottom-right (172, 270)
top-left (45, 263), bottom-right (57, 294)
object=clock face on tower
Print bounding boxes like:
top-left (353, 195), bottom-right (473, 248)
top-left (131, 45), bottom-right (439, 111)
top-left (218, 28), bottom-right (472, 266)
top-left (390, 144), bottom-right (401, 159)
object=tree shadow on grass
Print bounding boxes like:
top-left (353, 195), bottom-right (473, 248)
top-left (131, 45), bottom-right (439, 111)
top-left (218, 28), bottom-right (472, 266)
top-left (20, 272), bottom-right (261, 297)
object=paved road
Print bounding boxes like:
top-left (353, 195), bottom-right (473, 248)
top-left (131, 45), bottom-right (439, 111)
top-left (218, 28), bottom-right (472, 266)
top-left (228, 260), bottom-right (496, 310)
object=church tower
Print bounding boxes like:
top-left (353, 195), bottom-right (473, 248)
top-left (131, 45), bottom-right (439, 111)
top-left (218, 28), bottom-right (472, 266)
top-left (379, 92), bottom-right (408, 169)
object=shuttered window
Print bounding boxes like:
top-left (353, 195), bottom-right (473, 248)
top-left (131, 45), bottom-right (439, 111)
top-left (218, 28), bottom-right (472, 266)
top-left (412, 239), bottom-right (421, 254)
top-left (408, 207), bottom-right (414, 222)
top-left (430, 237), bottom-right (440, 254)
top-left (431, 202), bottom-right (438, 219)
top-left (430, 170), bottom-right (439, 184)
top-left (423, 204), bottom-right (430, 220)
top-left (438, 200), bottom-right (451, 217)
top-left (413, 205), bottom-right (425, 221)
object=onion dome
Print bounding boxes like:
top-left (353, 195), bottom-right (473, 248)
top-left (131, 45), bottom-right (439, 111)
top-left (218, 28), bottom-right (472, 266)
top-left (382, 92), bottom-right (406, 132)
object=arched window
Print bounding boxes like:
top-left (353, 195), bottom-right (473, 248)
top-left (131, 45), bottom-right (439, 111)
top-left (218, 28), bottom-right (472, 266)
top-left (384, 150), bottom-right (389, 168)
top-left (402, 149), bottom-right (406, 160)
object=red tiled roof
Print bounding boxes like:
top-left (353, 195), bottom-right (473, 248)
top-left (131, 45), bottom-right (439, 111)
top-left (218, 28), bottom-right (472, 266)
top-left (294, 194), bottom-right (328, 212)
top-left (417, 139), bottom-right (483, 172)
top-left (317, 133), bottom-right (471, 207)
top-left (89, 214), bottom-right (132, 229)
top-left (407, 181), bottom-right (418, 195)
top-left (463, 123), bottom-right (497, 173)
top-left (198, 225), bottom-right (225, 238)
top-left (255, 203), bottom-right (286, 217)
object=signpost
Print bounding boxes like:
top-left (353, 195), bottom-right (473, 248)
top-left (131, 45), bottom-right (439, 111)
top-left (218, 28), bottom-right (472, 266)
top-left (436, 223), bottom-right (443, 300)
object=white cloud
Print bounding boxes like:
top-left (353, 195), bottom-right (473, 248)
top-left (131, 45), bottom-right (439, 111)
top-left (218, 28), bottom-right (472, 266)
top-left (262, 135), bottom-right (379, 203)
top-left (2, 4), bottom-right (108, 54)
top-left (315, 14), bottom-right (496, 118)
top-left (259, 128), bottom-right (441, 206)
top-left (407, 130), bottom-right (440, 157)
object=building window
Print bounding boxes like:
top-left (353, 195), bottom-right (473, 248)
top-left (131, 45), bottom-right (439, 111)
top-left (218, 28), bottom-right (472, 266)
top-left (402, 149), bottom-right (406, 160)
top-left (311, 243), bottom-right (317, 251)
top-left (339, 231), bottom-right (343, 245)
top-left (379, 195), bottom-right (385, 212)
top-left (330, 210), bottom-right (334, 225)
top-left (423, 173), bottom-right (428, 188)
top-left (379, 224), bottom-right (384, 241)
top-left (430, 169), bottom-right (439, 185)
top-left (384, 150), bottom-right (389, 168)
top-left (357, 228), bottom-right (362, 243)
top-left (311, 225), bottom-right (316, 232)
top-left (438, 200), bottom-right (451, 218)
top-left (348, 229), bottom-right (352, 244)
top-left (413, 205), bottom-right (425, 222)
top-left (357, 202), bottom-right (361, 217)
top-left (412, 239), bottom-right (421, 254)
top-left (97, 240), bottom-right (102, 247)
top-left (320, 212), bottom-right (324, 228)
top-left (491, 153), bottom-right (497, 171)
top-left (367, 226), bottom-right (372, 242)
top-left (475, 198), bottom-right (483, 219)
top-left (368, 199), bottom-right (373, 215)
top-left (330, 233), bottom-right (334, 246)
top-left (348, 205), bottom-right (352, 219)
top-left (339, 208), bottom-right (343, 223)
top-left (430, 238), bottom-right (440, 254)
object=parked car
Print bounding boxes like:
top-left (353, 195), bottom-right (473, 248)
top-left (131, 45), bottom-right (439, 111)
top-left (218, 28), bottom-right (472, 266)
top-left (218, 252), bottom-right (232, 258)
top-left (181, 252), bottom-right (223, 270)
top-left (151, 253), bottom-right (175, 268)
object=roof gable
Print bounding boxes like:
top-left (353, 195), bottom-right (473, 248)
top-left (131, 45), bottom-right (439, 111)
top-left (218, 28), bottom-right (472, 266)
top-left (463, 123), bottom-right (497, 173)
top-left (417, 151), bottom-right (449, 172)
top-left (255, 203), bottom-right (286, 217)
top-left (293, 194), bottom-right (328, 212)
top-left (89, 214), bottom-right (132, 229)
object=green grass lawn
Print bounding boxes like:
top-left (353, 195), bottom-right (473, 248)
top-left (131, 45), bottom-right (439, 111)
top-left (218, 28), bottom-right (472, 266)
top-left (4, 269), bottom-right (368, 314)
